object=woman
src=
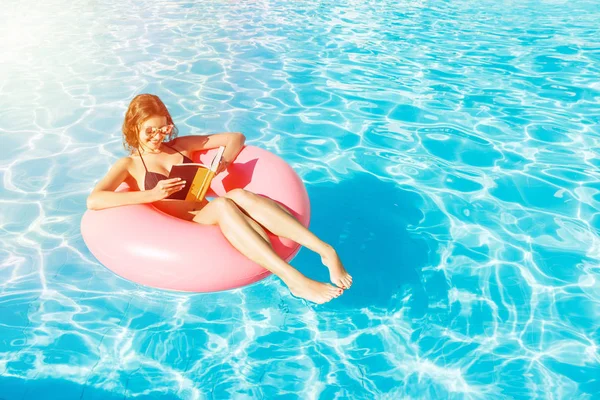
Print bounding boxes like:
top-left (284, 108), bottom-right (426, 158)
top-left (87, 94), bottom-right (352, 304)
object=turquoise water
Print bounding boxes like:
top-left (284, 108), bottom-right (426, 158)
top-left (1, 0), bottom-right (599, 398)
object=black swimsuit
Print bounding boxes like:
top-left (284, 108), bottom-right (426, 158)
top-left (137, 143), bottom-right (193, 190)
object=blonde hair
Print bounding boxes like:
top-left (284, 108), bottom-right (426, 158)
top-left (122, 94), bottom-right (179, 154)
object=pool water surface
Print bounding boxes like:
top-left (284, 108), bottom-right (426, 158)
top-left (0, 0), bottom-right (599, 398)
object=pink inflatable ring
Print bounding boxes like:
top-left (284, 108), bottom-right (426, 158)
top-left (81, 145), bottom-right (310, 293)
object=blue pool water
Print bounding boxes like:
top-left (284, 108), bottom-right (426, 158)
top-left (1, 0), bottom-right (599, 398)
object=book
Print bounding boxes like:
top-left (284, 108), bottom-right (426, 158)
top-left (166, 146), bottom-right (225, 202)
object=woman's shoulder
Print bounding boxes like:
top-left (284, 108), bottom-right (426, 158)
top-left (116, 156), bottom-right (139, 188)
top-left (115, 155), bottom-right (136, 171)
top-left (120, 154), bottom-right (136, 163)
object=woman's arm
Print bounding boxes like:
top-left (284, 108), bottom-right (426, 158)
top-left (173, 132), bottom-right (246, 165)
top-left (86, 157), bottom-right (153, 210)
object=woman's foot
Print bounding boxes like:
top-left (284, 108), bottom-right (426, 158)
top-left (321, 246), bottom-right (353, 289)
top-left (288, 275), bottom-right (343, 304)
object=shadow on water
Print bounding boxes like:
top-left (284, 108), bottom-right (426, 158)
top-left (292, 172), bottom-right (436, 313)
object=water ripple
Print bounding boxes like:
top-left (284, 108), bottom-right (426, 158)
top-left (1, 0), bottom-right (599, 398)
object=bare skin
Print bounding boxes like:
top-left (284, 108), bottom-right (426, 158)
top-left (189, 197), bottom-right (344, 304)
top-left (221, 189), bottom-right (353, 290)
top-left (124, 116), bottom-right (352, 304)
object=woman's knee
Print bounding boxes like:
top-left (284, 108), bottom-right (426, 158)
top-left (191, 199), bottom-right (231, 225)
top-left (192, 198), bottom-right (238, 225)
top-left (212, 197), bottom-right (239, 213)
top-left (225, 188), bottom-right (256, 206)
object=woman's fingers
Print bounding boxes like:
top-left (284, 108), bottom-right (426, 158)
top-left (154, 179), bottom-right (186, 199)
top-left (169, 181), bottom-right (186, 189)
top-left (162, 180), bottom-right (186, 189)
top-left (167, 184), bottom-right (185, 193)
top-left (172, 183), bottom-right (185, 192)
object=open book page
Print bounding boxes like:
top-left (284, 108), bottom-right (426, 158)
top-left (166, 146), bottom-right (225, 202)
top-left (209, 146), bottom-right (226, 171)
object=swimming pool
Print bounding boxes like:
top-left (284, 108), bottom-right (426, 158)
top-left (1, 0), bottom-right (599, 398)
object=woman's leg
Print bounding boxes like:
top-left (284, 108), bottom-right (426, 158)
top-left (223, 189), bottom-right (353, 289)
top-left (191, 197), bottom-right (343, 304)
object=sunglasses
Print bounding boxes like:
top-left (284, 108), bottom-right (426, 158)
top-left (145, 124), bottom-right (174, 137)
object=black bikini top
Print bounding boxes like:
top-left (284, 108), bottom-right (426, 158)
top-left (137, 143), bottom-right (193, 191)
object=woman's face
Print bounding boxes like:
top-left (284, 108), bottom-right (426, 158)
top-left (138, 116), bottom-right (170, 152)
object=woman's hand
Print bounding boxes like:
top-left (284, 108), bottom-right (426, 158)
top-left (148, 178), bottom-right (186, 202)
top-left (215, 159), bottom-right (230, 175)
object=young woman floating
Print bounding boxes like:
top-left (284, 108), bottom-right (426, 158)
top-left (87, 94), bottom-right (352, 304)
